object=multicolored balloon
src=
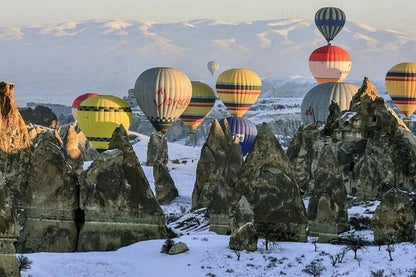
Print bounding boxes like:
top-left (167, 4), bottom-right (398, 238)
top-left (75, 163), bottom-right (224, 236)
top-left (315, 7), bottom-right (346, 44)
top-left (207, 61), bottom-right (220, 76)
top-left (220, 116), bottom-right (257, 156)
top-left (309, 45), bottom-right (351, 84)
top-left (216, 68), bottom-right (262, 117)
top-left (180, 81), bottom-right (216, 133)
top-left (385, 62), bottom-right (416, 118)
top-left (77, 95), bottom-right (132, 150)
top-left (301, 82), bottom-right (359, 126)
top-left (71, 92), bottom-right (99, 120)
top-left (133, 67), bottom-right (192, 134)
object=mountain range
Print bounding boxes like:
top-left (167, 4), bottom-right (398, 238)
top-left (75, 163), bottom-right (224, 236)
top-left (0, 18), bottom-right (414, 106)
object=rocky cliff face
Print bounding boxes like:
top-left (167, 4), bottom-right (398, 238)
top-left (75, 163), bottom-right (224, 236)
top-left (288, 77), bottom-right (416, 200)
top-left (235, 123), bottom-right (308, 242)
top-left (192, 119), bottom-right (243, 211)
top-left (78, 126), bottom-right (166, 251)
top-left (308, 145), bottom-right (349, 242)
top-left (371, 188), bottom-right (415, 243)
top-left (17, 130), bottom-right (79, 253)
top-left (146, 132), bottom-right (168, 166)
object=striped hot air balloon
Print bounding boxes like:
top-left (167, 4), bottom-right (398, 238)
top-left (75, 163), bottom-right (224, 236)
top-left (315, 7), bottom-right (346, 44)
top-left (385, 62), bottom-right (416, 118)
top-left (309, 45), bottom-right (351, 84)
top-left (220, 116), bottom-right (257, 156)
top-left (180, 81), bottom-right (216, 133)
top-left (77, 95), bottom-right (133, 151)
top-left (216, 68), bottom-right (262, 117)
top-left (301, 82), bottom-right (359, 126)
top-left (133, 67), bottom-right (192, 134)
top-left (71, 92), bottom-right (99, 120)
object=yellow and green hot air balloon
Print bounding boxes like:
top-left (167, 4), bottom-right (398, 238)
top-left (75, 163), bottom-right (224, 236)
top-left (180, 81), bottom-right (216, 133)
top-left (385, 62), bottom-right (416, 118)
top-left (133, 67), bottom-right (192, 134)
top-left (77, 95), bottom-right (133, 151)
top-left (216, 68), bottom-right (262, 117)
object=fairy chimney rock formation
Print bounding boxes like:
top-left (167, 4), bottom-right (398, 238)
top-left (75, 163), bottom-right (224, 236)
top-left (146, 132), bottom-right (168, 166)
top-left (235, 123), bottom-right (308, 242)
top-left (63, 124), bottom-right (83, 176)
top-left (371, 188), bottom-right (415, 243)
top-left (17, 130), bottom-right (79, 253)
top-left (78, 125), bottom-right (166, 251)
top-left (191, 119), bottom-right (243, 234)
top-left (308, 145), bottom-right (349, 242)
top-left (0, 82), bottom-right (31, 153)
top-left (153, 162), bottom-right (178, 205)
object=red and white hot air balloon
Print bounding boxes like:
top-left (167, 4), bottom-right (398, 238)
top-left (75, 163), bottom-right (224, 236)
top-left (309, 45), bottom-right (351, 84)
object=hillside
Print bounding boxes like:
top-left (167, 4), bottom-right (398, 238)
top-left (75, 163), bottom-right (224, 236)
top-left (1, 18), bottom-right (415, 106)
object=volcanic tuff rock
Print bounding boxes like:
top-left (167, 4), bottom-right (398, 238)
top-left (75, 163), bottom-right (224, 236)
top-left (168, 241), bottom-right (189, 255)
top-left (229, 196), bottom-right (254, 232)
top-left (0, 82), bottom-right (31, 153)
top-left (191, 119), bottom-right (243, 234)
top-left (229, 222), bottom-right (258, 252)
top-left (153, 162), bottom-right (178, 205)
top-left (235, 123), bottom-right (307, 242)
top-left (17, 130), bottom-right (79, 253)
top-left (288, 77), bottom-right (416, 200)
top-left (78, 125), bottom-right (166, 251)
top-left (19, 105), bottom-right (59, 129)
top-left (59, 124), bottom-right (99, 161)
top-left (0, 174), bottom-right (20, 276)
top-left (146, 132), bottom-right (168, 166)
top-left (308, 145), bottom-right (349, 242)
top-left (62, 124), bottom-right (83, 176)
top-left (371, 188), bottom-right (415, 243)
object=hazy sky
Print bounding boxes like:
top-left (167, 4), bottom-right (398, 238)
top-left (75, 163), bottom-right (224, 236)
top-left (1, 0), bottom-right (415, 31)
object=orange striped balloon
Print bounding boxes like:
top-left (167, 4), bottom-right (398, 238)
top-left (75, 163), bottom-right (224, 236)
top-left (309, 45), bottom-right (351, 84)
top-left (180, 81), bottom-right (216, 132)
top-left (385, 62), bottom-right (416, 117)
top-left (216, 68), bottom-right (262, 117)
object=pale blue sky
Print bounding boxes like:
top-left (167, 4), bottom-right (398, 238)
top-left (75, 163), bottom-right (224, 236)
top-left (1, 0), bottom-right (415, 31)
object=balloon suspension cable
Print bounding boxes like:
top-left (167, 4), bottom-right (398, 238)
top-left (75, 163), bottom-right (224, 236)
top-left (327, 41), bottom-right (332, 46)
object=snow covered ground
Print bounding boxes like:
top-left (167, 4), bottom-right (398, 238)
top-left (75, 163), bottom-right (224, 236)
top-left (22, 135), bottom-right (416, 277)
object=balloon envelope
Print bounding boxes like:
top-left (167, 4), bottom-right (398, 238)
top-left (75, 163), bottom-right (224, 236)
top-left (219, 116), bottom-right (257, 156)
top-left (207, 61), bottom-right (220, 76)
top-left (309, 45), bottom-right (351, 84)
top-left (133, 67), bottom-right (192, 134)
top-left (71, 92), bottom-right (99, 120)
top-left (301, 82), bottom-right (359, 126)
top-left (385, 62), bottom-right (416, 118)
top-left (216, 68), bottom-right (262, 117)
top-left (315, 7), bottom-right (346, 43)
top-left (77, 95), bottom-right (132, 150)
top-left (180, 81), bottom-right (216, 132)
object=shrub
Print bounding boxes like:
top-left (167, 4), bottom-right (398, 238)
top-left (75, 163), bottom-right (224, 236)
top-left (160, 238), bottom-right (175, 254)
top-left (16, 255), bottom-right (32, 271)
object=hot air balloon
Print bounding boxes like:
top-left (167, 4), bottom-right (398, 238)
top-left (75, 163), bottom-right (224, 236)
top-left (309, 45), bottom-right (351, 84)
top-left (133, 67), bottom-right (192, 134)
top-left (207, 61), bottom-right (219, 76)
top-left (385, 62), bottom-right (416, 118)
top-left (77, 95), bottom-right (132, 151)
top-left (216, 68), bottom-right (262, 117)
top-left (180, 81), bottom-right (216, 133)
top-left (220, 116), bottom-right (257, 156)
top-left (315, 7), bottom-right (346, 44)
top-left (301, 82), bottom-right (359, 126)
top-left (71, 92), bottom-right (99, 120)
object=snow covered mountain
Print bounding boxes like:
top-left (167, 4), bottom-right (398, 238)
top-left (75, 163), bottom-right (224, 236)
top-left (1, 18), bottom-right (415, 106)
